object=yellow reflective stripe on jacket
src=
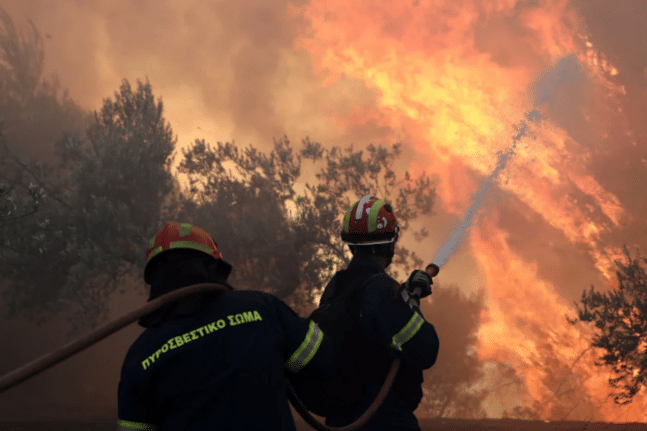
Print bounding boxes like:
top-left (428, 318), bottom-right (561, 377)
top-left (117, 419), bottom-right (158, 430)
top-left (391, 312), bottom-right (425, 352)
top-left (285, 321), bottom-right (323, 373)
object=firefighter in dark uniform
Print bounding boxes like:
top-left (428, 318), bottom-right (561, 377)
top-left (117, 221), bottom-right (334, 430)
top-left (306, 194), bottom-right (440, 430)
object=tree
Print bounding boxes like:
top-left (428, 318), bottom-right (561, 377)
top-left (572, 246), bottom-right (647, 405)
top-left (178, 138), bottom-right (497, 417)
top-left (0, 181), bottom-right (45, 225)
top-left (0, 7), bottom-right (90, 159)
top-left (0, 7), bottom-right (87, 228)
top-left (417, 285), bottom-right (487, 418)
top-left (0, 79), bottom-right (176, 330)
top-left (177, 137), bottom-right (437, 308)
top-left (0, 125), bottom-right (46, 225)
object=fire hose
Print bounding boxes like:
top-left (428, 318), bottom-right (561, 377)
top-left (0, 263), bottom-right (439, 430)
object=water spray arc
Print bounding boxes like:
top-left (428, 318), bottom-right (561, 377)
top-left (428, 109), bottom-right (542, 271)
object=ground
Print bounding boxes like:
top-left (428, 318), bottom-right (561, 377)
top-left (0, 419), bottom-right (645, 430)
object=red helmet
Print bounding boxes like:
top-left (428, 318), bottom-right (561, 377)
top-left (341, 194), bottom-right (399, 245)
top-left (145, 221), bottom-right (223, 281)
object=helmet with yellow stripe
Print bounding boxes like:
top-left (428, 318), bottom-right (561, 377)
top-left (145, 221), bottom-right (224, 284)
top-left (341, 194), bottom-right (399, 245)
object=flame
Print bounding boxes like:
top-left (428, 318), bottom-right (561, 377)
top-left (294, 0), bottom-right (643, 421)
top-left (473, 215), bottom-right (643, 419)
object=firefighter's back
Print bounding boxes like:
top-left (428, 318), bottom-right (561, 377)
top-left (118, 290), bottom-right (301, 430)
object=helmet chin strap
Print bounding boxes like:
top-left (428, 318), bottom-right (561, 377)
top-left (384, 242), bottom-right (396, 268)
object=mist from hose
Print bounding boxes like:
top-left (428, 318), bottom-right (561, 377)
top-left (431, 55), bottom-right (584, 267)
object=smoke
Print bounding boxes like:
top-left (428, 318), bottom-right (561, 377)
top-left (433, 53), bottom-right (588, 268)
top-left (529, 54), bottom-right (586, 107)
top-left (0, 0), bottom-right (382, 158)
top-left (0, 0), bottom-right (645, 423)
top-left (432, 112), bottom-right (536, 267)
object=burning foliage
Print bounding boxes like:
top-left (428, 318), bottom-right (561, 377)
top-left (573, 247), bottom-right (647, 406)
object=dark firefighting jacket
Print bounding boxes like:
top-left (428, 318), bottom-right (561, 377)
top-left (117, 289), bottom-right (334, 430)
top-left (316, 254), bottom-right (439, 430)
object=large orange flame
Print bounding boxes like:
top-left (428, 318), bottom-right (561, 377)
top-left (293, 0), bottom-right (643, 421)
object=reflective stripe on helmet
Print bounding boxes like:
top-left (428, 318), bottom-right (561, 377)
top-left (343, 238), bottom-right (396, 246)
top-left (169, 240), bottom-right (216, 256)
top-left (285, 321), bottom-right (323, 373)
top-left (391, 312), bottom-right (425, 352)
top-left (146, 246), bottom-right (164, 264)
top-left (179, 223), bottom-right (192, 237)
top-left (342, 203), bottom-right (354, 233)
top-left (341, 194), bottom-right (398, 245)
top-left (117, 419), bottom-right (158, 430)
top-left (144, 221), bottom-right (226, 285)
top-left (367, 200), bottom-right (386, 233)
top-left (355, 194), bottom-right (376, 220)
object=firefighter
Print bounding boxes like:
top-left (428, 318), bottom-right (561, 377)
top-left (307, 194), bottom-right (440, 430)
top-left (117, 221), bottom-right (334, 431)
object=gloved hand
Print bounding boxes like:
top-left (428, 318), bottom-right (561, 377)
top-left (399, 270), bottom-right (433, 309)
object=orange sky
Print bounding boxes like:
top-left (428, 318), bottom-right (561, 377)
top-left (1, 0), bottom-right (646, 422)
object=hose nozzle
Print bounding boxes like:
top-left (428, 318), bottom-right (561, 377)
top-left (425, 263), bottom-right (440, 278)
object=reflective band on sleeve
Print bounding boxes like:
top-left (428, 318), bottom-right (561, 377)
top-left (117, 419), bottom-right (158, 430)
top-left (367, 200), bottom-right (386, 233)
top-left (391, 312), bottom-right (425, 352)
top-left (179, 223), bottom-right (192, 237)
top-left (169, 240), bottom-right (213, 255)
top-left (285, 321), bottom-right (324, 373)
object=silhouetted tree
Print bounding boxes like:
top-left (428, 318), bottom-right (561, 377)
top-left (572, 246), bottom-right (647, 405)
top-left (0, 79), bottom-right (176, 330)
top-left (0, 180), bottom-right (45, 226)
top-left (0, 7), bottom-right (90, 159)
top-left (177, 137), bottom-right (437, 307)
top-left (0, 7), bottom-right (87, 227)
top-left (176, 136), bottom-right (498, 417)
top-left (418, 285), bottom-right (487, 418)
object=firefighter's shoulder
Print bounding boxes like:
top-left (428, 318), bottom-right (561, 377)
top-left (232, 290), bottom-right (301, 317)
top-left (361, 272), bottom-right (401, 301)
top-left (227, 289), bottom-right (285, 308)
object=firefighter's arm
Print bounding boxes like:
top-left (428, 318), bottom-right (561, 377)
top-left (117, 373), bottom-right (159, 430)
top-left (361, 278), bottom-right (439, 369)
top-left (270, 295), bottom-right (335, 376)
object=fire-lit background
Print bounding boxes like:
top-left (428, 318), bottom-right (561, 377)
top-left (0, 0), bottom-right (646, 424)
